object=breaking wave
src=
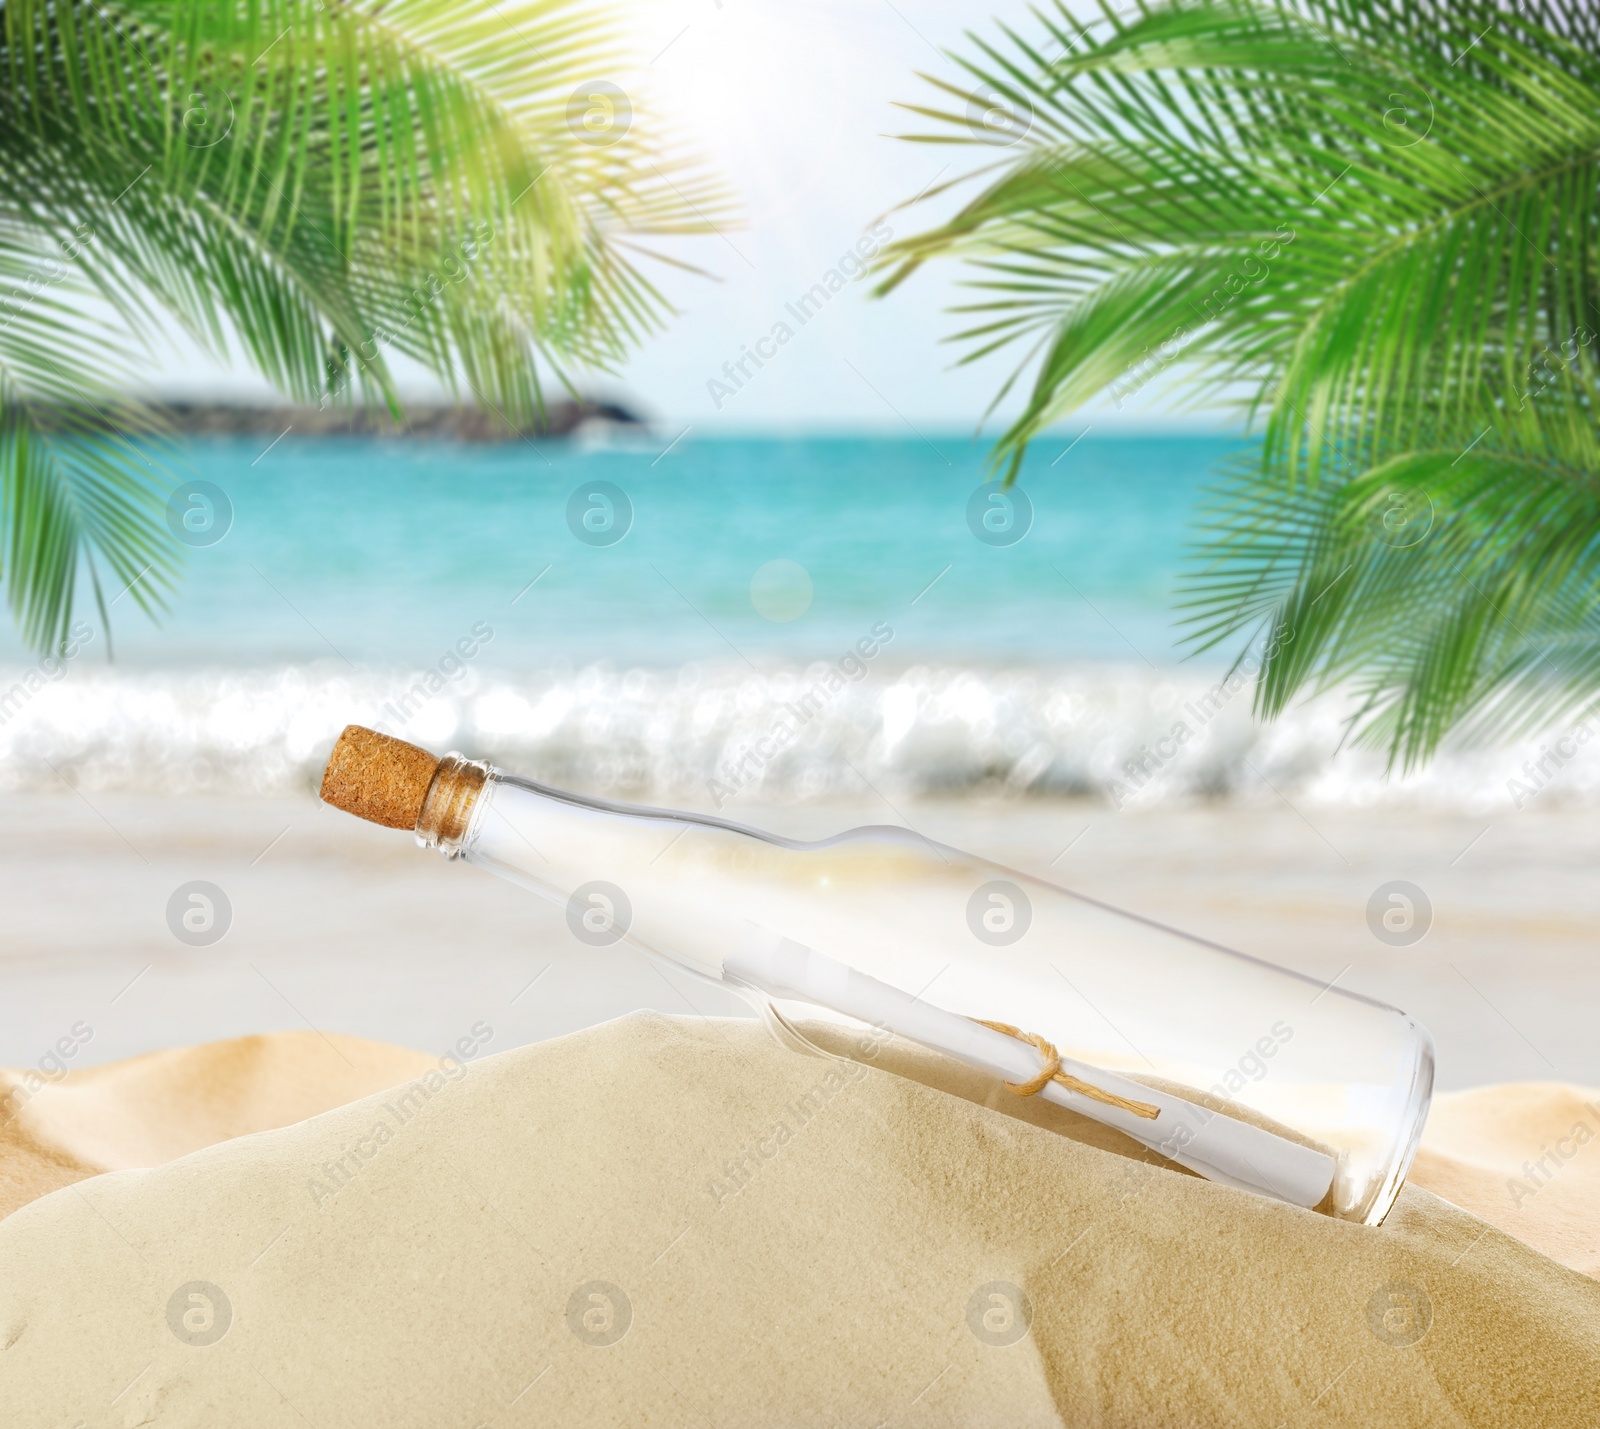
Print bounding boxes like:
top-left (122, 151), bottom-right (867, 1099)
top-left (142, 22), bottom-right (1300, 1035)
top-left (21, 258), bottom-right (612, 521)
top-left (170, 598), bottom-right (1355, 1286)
top-left (0, 658), bottom-right (1592, 814)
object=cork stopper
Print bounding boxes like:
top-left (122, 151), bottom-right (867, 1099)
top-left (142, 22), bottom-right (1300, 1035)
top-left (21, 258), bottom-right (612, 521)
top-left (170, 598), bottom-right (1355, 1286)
top-left (320, 725), bottom-right (441, 830)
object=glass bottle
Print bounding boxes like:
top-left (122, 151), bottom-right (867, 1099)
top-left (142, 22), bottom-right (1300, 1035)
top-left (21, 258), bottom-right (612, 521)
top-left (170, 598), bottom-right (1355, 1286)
top-left (325, 729), bottom-right (1434, 1224)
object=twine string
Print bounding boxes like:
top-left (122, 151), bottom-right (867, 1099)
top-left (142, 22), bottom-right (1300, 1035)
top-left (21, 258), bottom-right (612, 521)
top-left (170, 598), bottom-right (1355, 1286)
top-left (975, 1019), bottom-right (1161, 1121)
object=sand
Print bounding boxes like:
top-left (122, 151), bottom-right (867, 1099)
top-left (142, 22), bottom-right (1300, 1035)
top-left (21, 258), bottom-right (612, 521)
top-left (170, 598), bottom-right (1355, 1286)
top-left (1, 1016), bottom-right (1596, 1426)
top-left (0, 1031), bottom-right (437, 1221)
top-left (1410, 1082), bottom-right (1600, 1279)
top-left (6, 791), bottom-right (1599, 1089)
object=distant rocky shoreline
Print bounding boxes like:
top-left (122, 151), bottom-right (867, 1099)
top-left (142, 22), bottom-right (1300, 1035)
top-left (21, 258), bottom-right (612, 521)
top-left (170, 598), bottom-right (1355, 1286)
top-left (40, 398), bottom-right (643, 441)
top-left (155, 398), bottom-right (642, 440)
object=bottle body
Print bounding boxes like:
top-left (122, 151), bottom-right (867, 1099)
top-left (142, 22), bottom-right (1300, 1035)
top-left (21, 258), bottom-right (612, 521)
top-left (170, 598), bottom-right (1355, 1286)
top-left (454, 768), bottom-right (1432, 1225)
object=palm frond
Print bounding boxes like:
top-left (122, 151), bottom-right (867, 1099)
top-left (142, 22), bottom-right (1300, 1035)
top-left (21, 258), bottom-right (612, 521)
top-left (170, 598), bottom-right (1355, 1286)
top-left (0, 0), bottom-right (727, 652)
top-left (881, 0), bottom-right (1600, 763)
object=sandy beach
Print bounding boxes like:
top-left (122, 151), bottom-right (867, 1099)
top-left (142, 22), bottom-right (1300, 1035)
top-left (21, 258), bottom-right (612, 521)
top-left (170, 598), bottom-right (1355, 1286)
top-left (9, 0), bottom-right (1600, 1416)
top-left (3, 1014), bottom-right (1596, 1427)
top-left (4, 788), bottom-right (1595, 1089)
top-left (6, 750), bottom-right (1599, 1423)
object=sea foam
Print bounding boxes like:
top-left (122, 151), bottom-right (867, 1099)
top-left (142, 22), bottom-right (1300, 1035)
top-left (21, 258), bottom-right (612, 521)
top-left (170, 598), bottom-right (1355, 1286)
top-left (0, 660), bottom-right (1593, 814)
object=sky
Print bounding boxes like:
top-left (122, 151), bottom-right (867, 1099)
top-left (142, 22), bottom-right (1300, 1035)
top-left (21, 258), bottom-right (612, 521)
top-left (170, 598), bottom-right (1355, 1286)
top-left (143, 0), bottom-right (1226, 434)
top-left (608, 0), bottom-right (1040, 432)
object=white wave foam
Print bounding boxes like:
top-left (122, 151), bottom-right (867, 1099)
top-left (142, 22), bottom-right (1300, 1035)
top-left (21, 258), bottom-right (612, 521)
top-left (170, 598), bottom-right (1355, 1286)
top-left (1, 659), bottom-right (1594, 813)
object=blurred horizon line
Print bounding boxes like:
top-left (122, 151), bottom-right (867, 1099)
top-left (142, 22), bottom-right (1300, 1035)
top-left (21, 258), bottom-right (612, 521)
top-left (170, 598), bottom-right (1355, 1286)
top-left (115, 397), bottom-right (1251, 444)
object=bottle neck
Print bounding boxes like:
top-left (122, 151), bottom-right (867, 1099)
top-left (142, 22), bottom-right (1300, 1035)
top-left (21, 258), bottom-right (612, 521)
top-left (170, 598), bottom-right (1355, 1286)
top-left (414, 758), bottom-right (801, 864)
top-left (414, 754), bottom-right (492, 857)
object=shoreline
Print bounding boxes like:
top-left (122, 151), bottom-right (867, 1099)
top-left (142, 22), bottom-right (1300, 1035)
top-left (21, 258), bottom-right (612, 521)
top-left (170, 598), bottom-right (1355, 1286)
top-left (3, 790), bottom-right (1595, 1089)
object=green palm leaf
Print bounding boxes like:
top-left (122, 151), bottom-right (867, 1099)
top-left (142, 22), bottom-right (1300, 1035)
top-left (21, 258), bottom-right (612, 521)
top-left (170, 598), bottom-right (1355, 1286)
top-left (881, 0), bottom-right (1600, 766)
top-left (0, 0), bottom-right (726, 654)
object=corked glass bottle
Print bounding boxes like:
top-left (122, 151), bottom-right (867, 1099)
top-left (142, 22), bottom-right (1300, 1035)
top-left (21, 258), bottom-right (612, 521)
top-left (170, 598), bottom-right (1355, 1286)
top-left (321, 726), bottom-right (1434, 1225)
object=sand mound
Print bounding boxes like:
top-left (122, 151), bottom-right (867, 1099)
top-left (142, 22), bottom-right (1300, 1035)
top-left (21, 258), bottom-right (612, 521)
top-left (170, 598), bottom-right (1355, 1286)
top-left (0, 1013), bottom-right (1595, 1426)
top-left (1411, 1081), bottom-right (1600, 1279)
top-left (0, 1030), bottom-right (437, 1221)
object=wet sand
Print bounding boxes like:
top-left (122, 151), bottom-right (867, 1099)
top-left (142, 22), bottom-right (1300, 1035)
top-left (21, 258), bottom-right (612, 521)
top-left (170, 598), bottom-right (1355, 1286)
top-left (2, 789), bottom-right (1595, 1089)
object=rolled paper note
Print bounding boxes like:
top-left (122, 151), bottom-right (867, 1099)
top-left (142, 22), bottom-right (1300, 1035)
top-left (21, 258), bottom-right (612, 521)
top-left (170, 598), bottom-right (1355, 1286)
top-left (724, 933), bottom-right (1338, 1210)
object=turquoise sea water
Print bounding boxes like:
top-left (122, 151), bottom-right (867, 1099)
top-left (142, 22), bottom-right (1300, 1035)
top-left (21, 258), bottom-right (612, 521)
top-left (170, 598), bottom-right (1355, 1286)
top-left (56, 431), bottom-right (1243, 669)
top-left (3, 429), bottom-right (1565, 809)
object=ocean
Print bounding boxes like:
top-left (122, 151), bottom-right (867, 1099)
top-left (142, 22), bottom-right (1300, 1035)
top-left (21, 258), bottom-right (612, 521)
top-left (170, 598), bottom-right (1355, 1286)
top-left (0, 431), bottom-right (1588, 811)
